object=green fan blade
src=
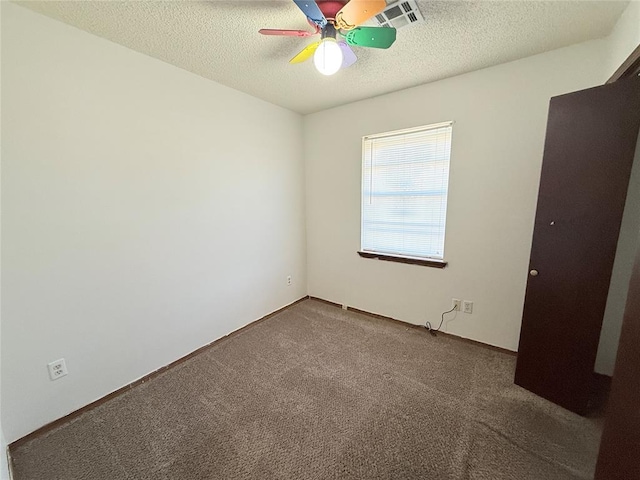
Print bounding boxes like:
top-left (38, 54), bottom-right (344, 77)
top-left (345, 26), bottom-right (396, 49)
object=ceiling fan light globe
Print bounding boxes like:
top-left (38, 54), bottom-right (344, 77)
top-left (313, 39), bottom-right (343, 76)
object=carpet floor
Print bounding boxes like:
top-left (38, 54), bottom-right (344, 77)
top-left (10, 299), bottom-right (603, 480)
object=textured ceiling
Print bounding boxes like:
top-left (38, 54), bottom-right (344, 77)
top-left (16, 1), bottom-right (628, 114)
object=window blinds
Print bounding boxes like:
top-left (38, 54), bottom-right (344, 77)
top-left (361, 122), bottom-right (453, 260)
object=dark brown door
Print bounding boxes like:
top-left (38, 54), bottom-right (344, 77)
top-left (595, 245), bottom-right (640, 479)
top-left (514, 76), bottom-right (640, 414)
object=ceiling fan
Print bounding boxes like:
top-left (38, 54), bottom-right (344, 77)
top-left (259, 0), bottom-right (397, 76)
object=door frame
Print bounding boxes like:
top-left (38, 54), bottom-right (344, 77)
top-left (608, 44), bottom-right (640, 83)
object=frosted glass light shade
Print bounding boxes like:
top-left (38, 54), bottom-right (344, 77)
top-left (313, 39), bottom-right (343, 76)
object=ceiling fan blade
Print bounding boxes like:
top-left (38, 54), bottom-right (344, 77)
top-left (259, 28), bottom-right (316, 37)
top-left (339, 42), bottom-right (358, 68)
top-left (293, 0), bottom-right (327, 28)
top-left (290, 41), bottom-right (321, 64)
top-left (344, 26), bottom-right (397, 49)
top-left (335, 0), bottom-right (386, 30)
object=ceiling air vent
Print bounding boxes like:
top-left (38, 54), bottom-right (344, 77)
top-left (372, 0), bottom-right (424, 29)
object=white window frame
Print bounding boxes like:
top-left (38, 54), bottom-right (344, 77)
top-left (359, 121), bottom-right (453, 267)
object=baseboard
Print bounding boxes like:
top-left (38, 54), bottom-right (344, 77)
top-left (308, 295), bottom-right (518, 357)
top-left (9, 296), bottom-right (309, 451)
top-left (593, 372), bottom-right (613, 383)
top-left (588, 372), bottom-right (613, 417)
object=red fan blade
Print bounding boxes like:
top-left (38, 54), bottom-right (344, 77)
top-left (259, 28), bottom-right (316, 37)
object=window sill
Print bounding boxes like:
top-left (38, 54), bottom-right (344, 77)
top-left (357, 251), bottom-right (448, 269)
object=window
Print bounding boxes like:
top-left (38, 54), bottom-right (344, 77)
top-left (360, 121), bottom-right (453, 267)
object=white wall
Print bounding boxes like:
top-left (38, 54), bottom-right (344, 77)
top-left (304, 39), bottom-right (609, 352)
top-left (1, 2), bottom-right (306, 442)
top-left (606, 1), bottom-right (640, 79)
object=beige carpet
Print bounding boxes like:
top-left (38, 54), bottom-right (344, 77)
top-left (10, 299), bottom-right (602, 479)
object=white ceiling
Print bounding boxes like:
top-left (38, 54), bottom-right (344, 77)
top-left (17, 1), bottom-right (628, 114)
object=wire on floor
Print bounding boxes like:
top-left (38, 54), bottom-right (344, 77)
top-left (424, 305), bottom-right (457, 336)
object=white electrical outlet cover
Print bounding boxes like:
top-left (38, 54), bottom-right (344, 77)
top-left (463, 301), bottom-right (474, 314)
top-left (48, 358), bottom-right (68, 380)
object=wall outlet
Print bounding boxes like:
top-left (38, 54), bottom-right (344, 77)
top-left (287, 275), bottom-right (292, 286)
top-left (463, 301), bottom-right (474, 314)
top-left (48, 358), bottom-right (68, 381)
top-left (452, 298), bottom-right (461, 311)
